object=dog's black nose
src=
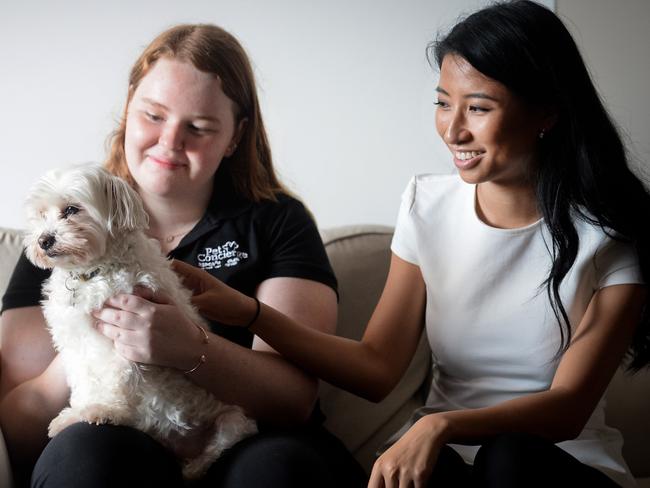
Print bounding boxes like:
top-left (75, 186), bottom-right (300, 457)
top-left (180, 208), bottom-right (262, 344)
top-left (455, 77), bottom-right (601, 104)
top-left (38, 234), bottom-right (56, 251)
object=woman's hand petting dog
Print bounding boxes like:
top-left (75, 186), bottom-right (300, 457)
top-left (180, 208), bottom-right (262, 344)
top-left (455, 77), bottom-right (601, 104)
top-left (171, 259), bottom-right (258, 328)
top-left (92, 289), bottom-right (204, 371)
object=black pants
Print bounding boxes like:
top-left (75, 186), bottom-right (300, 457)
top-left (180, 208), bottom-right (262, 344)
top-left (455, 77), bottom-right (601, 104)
top-left (31, 422), bottom-right (367, 488)
top-left (428, 433), bottom-right (622, 488)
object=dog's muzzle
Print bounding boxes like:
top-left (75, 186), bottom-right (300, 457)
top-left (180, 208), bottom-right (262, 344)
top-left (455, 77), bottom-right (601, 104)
top-left (38, 233), bottom-right (56, 251)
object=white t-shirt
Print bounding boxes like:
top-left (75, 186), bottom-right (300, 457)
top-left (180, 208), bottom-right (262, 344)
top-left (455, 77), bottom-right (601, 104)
top-left (388, 174), bottom-right (642, 488)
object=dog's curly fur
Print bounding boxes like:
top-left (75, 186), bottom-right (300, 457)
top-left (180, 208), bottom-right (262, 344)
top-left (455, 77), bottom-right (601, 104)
top-left (23, 164), bottom-right (257, 479)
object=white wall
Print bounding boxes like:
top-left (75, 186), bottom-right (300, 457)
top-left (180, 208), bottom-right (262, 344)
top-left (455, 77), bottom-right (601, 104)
top-left (0, 0), bottom-right (559, 230)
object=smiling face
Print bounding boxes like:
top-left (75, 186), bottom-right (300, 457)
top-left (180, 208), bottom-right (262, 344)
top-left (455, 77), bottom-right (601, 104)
top-left (435, 54), bottom-right (546, 188)
top-left (124, 57), bottom-right (243, 202)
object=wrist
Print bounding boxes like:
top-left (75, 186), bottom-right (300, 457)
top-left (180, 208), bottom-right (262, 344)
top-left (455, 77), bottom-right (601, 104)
top-left (182, 322), bottom-right (210, 374)
top-left (242, 296), bottom-right (261, 329)
top-left (422, 413), bottom-right (454, 446)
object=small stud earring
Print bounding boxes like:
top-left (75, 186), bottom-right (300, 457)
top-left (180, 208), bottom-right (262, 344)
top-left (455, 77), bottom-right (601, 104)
top-left (539, 129), bottom-right (546, 139)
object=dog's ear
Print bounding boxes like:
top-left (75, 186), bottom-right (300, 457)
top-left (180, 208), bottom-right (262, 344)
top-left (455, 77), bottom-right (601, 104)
top-left (104, 172), bottom-right (149, 234)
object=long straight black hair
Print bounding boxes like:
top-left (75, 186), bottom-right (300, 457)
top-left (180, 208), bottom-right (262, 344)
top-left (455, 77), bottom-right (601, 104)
top-left (432, 0), bottom-right (650, 371)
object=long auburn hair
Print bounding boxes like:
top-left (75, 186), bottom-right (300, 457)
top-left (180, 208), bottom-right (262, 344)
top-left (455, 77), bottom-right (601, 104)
top-left (432, 0), bottom-right (650, 371)
top-left (105, 23), bottom-right (288, 202)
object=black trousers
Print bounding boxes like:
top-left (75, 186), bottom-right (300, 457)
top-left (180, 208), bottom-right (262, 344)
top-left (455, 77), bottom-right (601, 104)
top-left (427, 433), bottom-right (622, 488)
top-left (31, 422), bottom-right (367, 488)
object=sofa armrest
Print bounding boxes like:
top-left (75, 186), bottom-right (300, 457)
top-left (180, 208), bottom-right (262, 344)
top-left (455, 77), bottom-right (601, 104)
top-left (0, 227), bottom-right (23, 301)
top-left (0, 227), bottom-right (21, 487)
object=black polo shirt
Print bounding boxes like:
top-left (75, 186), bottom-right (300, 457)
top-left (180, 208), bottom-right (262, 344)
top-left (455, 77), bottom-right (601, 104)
top-left (2, 174), bottom-right (337, 351)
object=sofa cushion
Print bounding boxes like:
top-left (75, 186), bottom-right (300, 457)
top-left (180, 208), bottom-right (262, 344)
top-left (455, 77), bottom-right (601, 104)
top-left (605, 368), bottom-right (650, 478)
top-left (0, 228), bottom-right (23, 300)
top-left (318, 225), bottom-right (431, 472)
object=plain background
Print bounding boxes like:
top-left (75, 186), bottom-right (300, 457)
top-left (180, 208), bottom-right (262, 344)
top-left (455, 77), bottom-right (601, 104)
top-left (1, 0), bottom-right (647, 231)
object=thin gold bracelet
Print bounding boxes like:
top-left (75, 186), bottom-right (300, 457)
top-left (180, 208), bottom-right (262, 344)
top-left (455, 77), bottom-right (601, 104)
top-left (183, 322), bottom-right (210, 374)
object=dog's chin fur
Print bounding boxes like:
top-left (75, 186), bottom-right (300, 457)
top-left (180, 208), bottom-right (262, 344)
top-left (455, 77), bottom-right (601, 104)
top-left (24, 165), bottom-right (257, 479)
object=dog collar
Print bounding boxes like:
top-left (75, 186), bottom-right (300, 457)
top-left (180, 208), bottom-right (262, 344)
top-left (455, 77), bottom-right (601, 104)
top-left (64, 267), bottom-right (103, 307)
top-left (68, 267), bottom-right (102, 282)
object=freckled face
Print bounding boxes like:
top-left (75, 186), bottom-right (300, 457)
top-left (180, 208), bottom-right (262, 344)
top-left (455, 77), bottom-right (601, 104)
top-left (435, 54), bottom-right (545, 187)
top-left (124, 57), bottom-right (241, 201)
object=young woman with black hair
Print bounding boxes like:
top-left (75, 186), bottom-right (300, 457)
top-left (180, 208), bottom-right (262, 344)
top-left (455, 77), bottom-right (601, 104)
top-left (169, 2), bottom-right (649, 486)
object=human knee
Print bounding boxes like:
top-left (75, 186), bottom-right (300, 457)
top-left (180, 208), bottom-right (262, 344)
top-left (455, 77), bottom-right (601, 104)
top-left (473, 432), bottom-right (549, 485)
top-left (482, 432), bottom-right (547, 459)
top-left (235, 434), bottom-right (325, 470)
top-left (39, 422), bottom-right (107, 460)
top-left (41, 422), bottom-right (146, 458)
top-left (212, 434), bottom-right (335, 488)
top-left (32, 423), bottom-right (182, 488)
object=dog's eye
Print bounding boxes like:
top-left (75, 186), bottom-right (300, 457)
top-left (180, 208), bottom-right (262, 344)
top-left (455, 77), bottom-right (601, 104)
top-left (62, 205), bottom-right (80, 218)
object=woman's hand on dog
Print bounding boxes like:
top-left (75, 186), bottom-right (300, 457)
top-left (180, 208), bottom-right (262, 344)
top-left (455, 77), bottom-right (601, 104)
top-left (171, 259), bottom-right (258, 327)
top-left (92, 261), bottom-right (259, 368)
top-left (91, 289), bottom-right (206, 370)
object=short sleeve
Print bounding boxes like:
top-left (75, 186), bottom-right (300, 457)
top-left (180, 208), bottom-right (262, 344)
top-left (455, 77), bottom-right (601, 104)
top-left (390, 177), bottom-right (419, 265)
top-left (594, 237), bottom-right (644, 289)
top-left (1, 252), bottom-right (50, 313)
top-left (262, 196), bottom-right (338, 293)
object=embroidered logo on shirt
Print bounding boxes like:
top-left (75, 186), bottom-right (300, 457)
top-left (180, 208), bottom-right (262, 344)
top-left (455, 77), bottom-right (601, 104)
top-left (197, 241), bottom-right (249, 270)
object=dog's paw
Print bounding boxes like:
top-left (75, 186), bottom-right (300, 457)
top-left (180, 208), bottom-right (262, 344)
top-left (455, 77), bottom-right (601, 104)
top-left (78, 404), bottom-right (129, 426)
top-left (48, 408), bottom-right (82, 438)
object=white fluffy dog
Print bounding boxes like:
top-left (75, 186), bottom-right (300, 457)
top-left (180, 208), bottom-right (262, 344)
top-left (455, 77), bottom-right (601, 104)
top-left (23, 164), bottom-right (257, 479)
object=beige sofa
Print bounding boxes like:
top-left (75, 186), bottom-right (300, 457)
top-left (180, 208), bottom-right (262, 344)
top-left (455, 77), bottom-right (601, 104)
top-left (1, 225), bottom-right (649, 487)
